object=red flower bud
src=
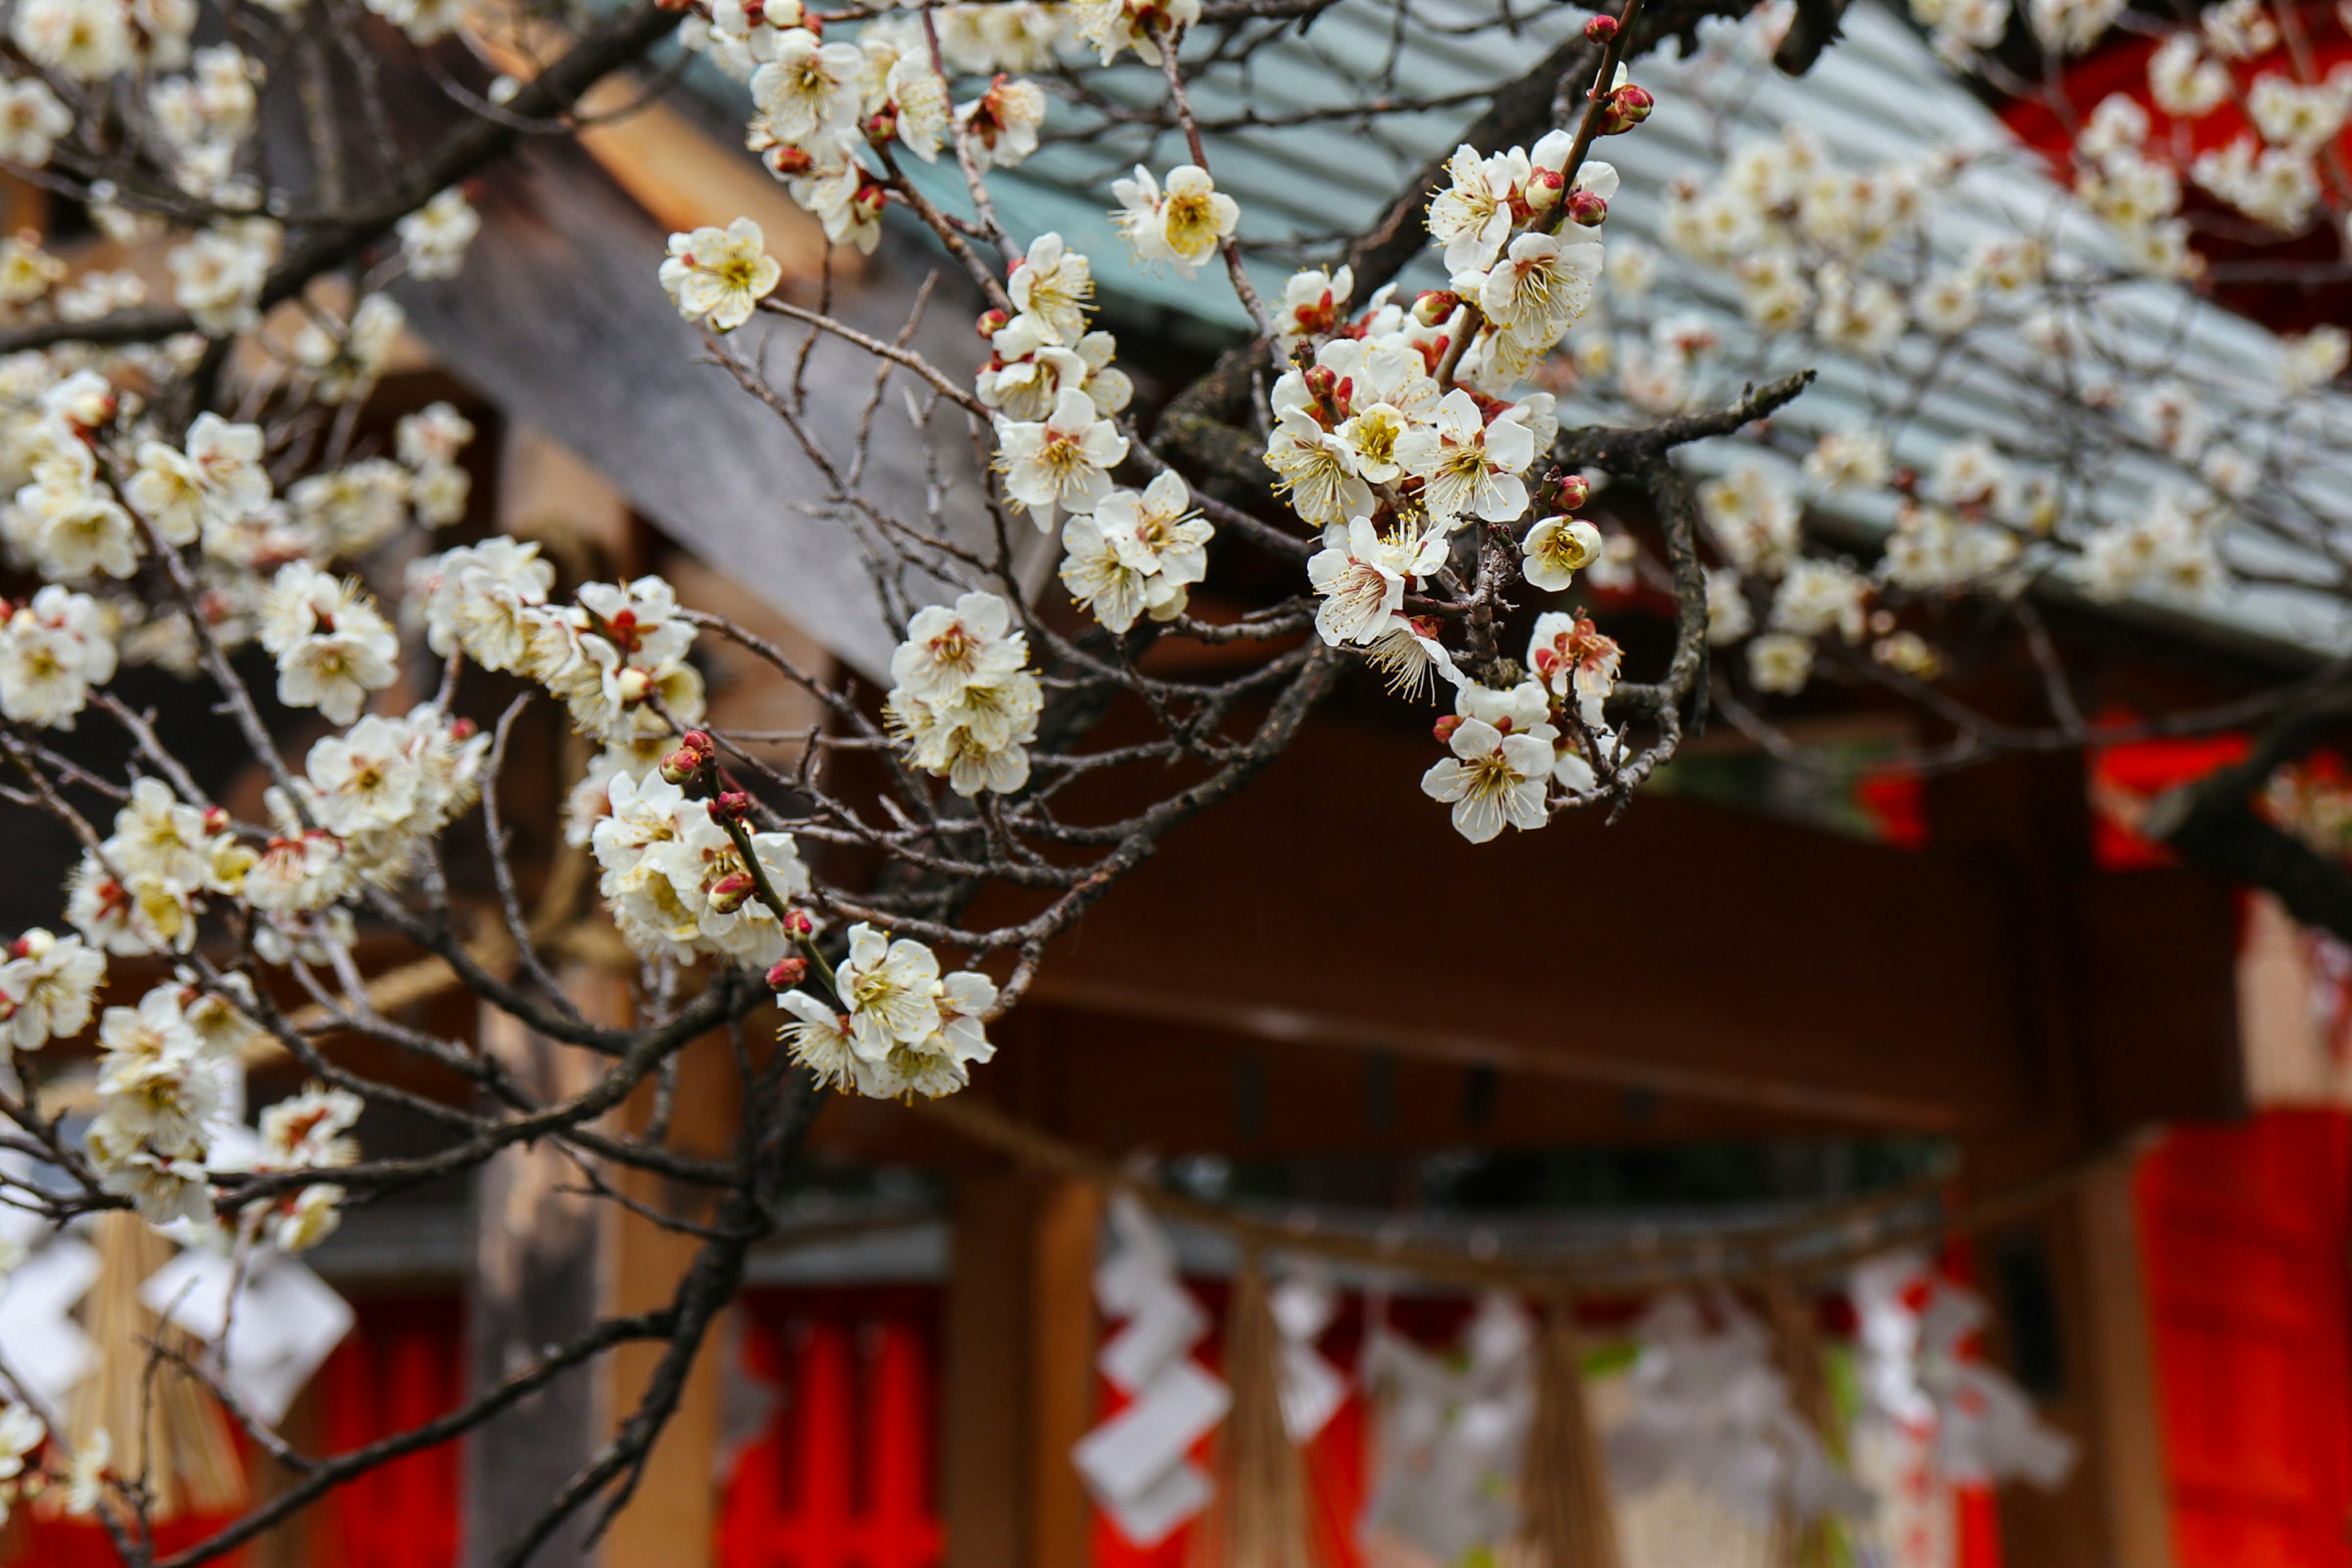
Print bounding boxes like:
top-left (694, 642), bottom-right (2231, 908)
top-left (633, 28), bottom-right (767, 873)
top-left (1600, 82), bottom-right (1654, 134)
top-left (707, 791), bottom-right (753, 824)
top-left (764, 145), bottom-right (814, 179)
top-left (766, 956), bottom-right (809, 990)
top-left (707, 872), bottom-right (756, 914)
top-left (852, 184), bottom-right (889, 222)
top-left (202, 806), bottom-right (231, 835)
top-left (977, 307), bottom-right (1009, 338)
top-left (1433, 714), bottom-right (1465, 744)
top-left (784, 908), bottom-right (816, 940)
top-left (1526, 168), bottom-right (1566, 212)
top-left (1567, 189), bottom-right (1609, 226)
top-left (1302, 364), bottom-right (1339, 404)
top-left (450, 717), bottom-right (478, 741)
top-left (1411, 290), bottom-right (1461, 327)
top-left (863, 107), bottom-right (899, 145)
top-left (660, 748), bottom-right (703, 786)
top-left (1584, 12), bottom-right (1618, 41)
top-left (1555, 473), bottom-right (1593, 510)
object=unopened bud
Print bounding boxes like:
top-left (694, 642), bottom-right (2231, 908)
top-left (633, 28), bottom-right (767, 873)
top-left (1302, 364), bottom-right (1339, 404)
top-left (1433, 714), bottom-right (1464, 745)
top-left (1567, 189), bottom-right (1609, 226)
top-left (707, 790), bottom-right (753, 824)
top-left (450, 717), bottom-right (478, 741)
top-left (863, 106), bottom-right (898, 145)
top-left (10, 929), bottom-right (51, 960)
top-left (766, 956), bottom-right (809, 990)
top-left (976, 307), bottom-right (1009, 338)
top-left (784, 908), bottom-right (816, 940)
top-left (615, 666), bottom-right (654, 704)
top-left (707, 872), bottom-right (756, 914)
top-left (851, 184), bottom-right (889, 222)
top-left (1526, 168), bottom-right (1566, 211)
top-left (202, 805), bottom-right (231, 835)
top-left (1583, 12), bottom-right (1618, 41)
top-left (765, 145), bottom-right (815, 179)
top-left (1601, 82), bottom-right (1653, 134)
top-left (1411, 290), bottom-right (1460, 326)
top-left (659, 748), bottom-right (703, 786)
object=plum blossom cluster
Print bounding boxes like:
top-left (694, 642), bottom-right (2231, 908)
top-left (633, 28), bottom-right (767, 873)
top-left (885, 590), bottom-right (1042, 796)
top-left (84, 979), bottom-right (249, 1227)
top-left (590, 769), bottom-right (812, 970)
top-left (1421, 612), bottom-right (1623, 842)
top-left (988, 234), bottom-right (1133, 532)
top-left (778, 922), bottom-right (998, 1099)
top-left (410, 546), bottom-right (712, 832)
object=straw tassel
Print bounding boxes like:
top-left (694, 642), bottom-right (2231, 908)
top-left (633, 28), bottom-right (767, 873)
top-left (1194, 1257), bottom-right (1314, 1568)
top-left (68, 1214), bottom-right (246, 1520)
top-left (1763, 1275), bottom-right (1842, 1568)
top-left (1518, 1300), bottom-right (1621, 1568)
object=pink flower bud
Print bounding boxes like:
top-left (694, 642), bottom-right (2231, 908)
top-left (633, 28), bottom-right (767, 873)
top-left (1584, 12), bottom-right (1618, 41)
top-left (852, 184), bottom-right (889, 222)
top-left (1411, 290), bottom-right (1460, 326)
top-left (1567, 189), bottom-right (1609, 226)
top-left (1525, 168), bottom-right (1566, 211)
top-left (1433, 714), bottom-right (1464, 745)
top-left (863, 107), bottom-right (899, 145)
top-left (450, 717), bottom-right (478, 741)
top-left (766, 956), bottom-right (809, 990)
top-left (707, 791), bottom-right (753, 824)
top-left (765, 145), bottom-right (815, 178)
top-left (1600, 82), bottom-right (1653, 134)
top-left (659, 748), bottom-right (703, 786)
top-left (707, 872), bottom-right (757, 914)
top-left (976, 307), bottom-right (1009, 338)
top-left (1302, 364), bottom-right (1339, 404)
top-left (784, 908), bottom-right (816, 940)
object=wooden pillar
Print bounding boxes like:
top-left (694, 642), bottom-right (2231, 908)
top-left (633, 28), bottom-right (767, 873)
top-left (941, 1167), bottom-right (1101, 1568)
top-left (2074, 1154), bottom-right (2175, 1568)
top-left (461, 971), bottom-right (626, 1568)
top-left (599, 1033), bottom-right (742, 1568)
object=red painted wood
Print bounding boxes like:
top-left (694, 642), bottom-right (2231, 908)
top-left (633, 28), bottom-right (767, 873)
top-left (718, 1287), bottom-right (944, 1568)
top-left (2138, 1111), bottom-right (2352, 1568)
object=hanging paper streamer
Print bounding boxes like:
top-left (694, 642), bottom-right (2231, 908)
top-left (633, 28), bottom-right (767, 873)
top-left (1851, 1254), bottom-right (2076, 1490)
top-left (1075, 1193), bottom-right (1231, 1548)
top-left (1608, 1292), bottom-right (1868, 1530)
top-left (140, 1245), bottom-right (354, 1426)
top-left (1269, 1268), bottom-right (1346, 1444)
top-left (1360, 1292), bottom-right (1536, 1566)
top-left (1518, 1301), bottom-right (1623, 1568)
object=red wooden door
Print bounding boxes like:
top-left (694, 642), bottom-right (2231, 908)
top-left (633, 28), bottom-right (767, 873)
top-left (2139, 1111), bottom-right (2352, 1568)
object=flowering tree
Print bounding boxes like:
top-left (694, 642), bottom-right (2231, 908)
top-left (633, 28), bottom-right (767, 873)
top-left (0, 0), bottom-right (2345, 1552)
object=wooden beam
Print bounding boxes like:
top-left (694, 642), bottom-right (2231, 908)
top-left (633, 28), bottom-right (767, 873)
top-left (2075, 1153), bottom-right (2176, 1568)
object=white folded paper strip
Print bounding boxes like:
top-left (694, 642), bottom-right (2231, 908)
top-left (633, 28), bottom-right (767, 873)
top-left (141, 1247), bottom-right (355, 1426)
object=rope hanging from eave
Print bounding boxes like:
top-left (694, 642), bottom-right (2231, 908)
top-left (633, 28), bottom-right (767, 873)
top-left (908, 1095), bottom-right (2157, 1296)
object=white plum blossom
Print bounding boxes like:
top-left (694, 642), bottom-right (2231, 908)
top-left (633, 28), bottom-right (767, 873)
top-left (0, 927), bottom-right (105, 1049)
top-left (887, 591), bottom-right (1042, 796)
top-left (1422, 680), bottom-right (1557, 843)
top-left (993, 386), bottom-right (1128, 531)
top-left (0, 584), bottom-right (116, 726)
top-left (397, 188), bottom-right (480, 280)
top-left (660, 217), bottom-right (783, 332)
top-left (1308, 516), bottom-right (1445, 647)
top-left (257, 563), bottom-right (398, 725)
top-left (1007, 233), bottom-right (1093, 345)
top-left (1521, 516), bottom-right (1603, 592)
